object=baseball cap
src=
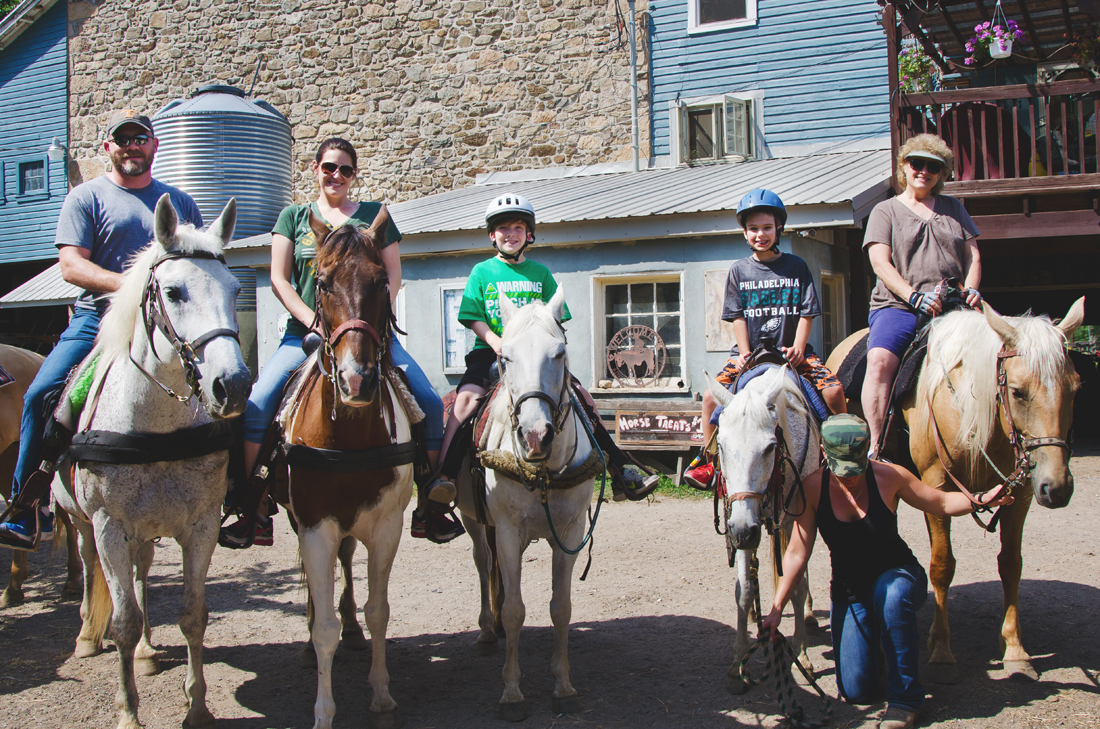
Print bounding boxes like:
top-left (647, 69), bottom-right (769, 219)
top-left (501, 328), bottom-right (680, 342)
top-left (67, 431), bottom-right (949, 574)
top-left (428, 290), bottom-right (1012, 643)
top-left (821, 414), bottom-right (870, 477)
top-left (106, 109), bottom-right (154, 137)
top-left (904, 149), bottom-right (946, 164)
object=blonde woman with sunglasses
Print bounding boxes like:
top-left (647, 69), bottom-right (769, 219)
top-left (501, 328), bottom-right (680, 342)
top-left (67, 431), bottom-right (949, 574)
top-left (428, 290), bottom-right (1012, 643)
top-left (860, 133), bottom-right (982, 457)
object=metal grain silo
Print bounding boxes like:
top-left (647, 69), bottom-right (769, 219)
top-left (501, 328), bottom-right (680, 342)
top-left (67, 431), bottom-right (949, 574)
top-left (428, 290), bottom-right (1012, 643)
top-left (151, 84), bottom-right (292, 238)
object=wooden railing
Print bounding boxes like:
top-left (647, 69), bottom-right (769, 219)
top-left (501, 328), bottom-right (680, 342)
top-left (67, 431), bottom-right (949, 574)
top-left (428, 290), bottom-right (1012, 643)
top-left (897, 78), bottom-right (1100, 187)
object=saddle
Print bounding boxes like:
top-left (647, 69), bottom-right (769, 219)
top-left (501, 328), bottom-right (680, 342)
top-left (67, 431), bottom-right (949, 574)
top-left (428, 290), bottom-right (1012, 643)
top-left (710, 346), bottom-right (831, 425)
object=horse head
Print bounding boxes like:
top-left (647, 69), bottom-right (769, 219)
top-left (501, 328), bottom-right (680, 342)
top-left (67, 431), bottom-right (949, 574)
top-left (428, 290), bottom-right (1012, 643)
top-left (498, 287), bottom-right (569, 461)
top-left (312, 205), bottom-right (392, 406)
top-left (983, 297), bottom-right (1084, 509)
top-left (709, 365), bottom-right (793, 550)
top-left (144, 194), bottom-right (250, 418)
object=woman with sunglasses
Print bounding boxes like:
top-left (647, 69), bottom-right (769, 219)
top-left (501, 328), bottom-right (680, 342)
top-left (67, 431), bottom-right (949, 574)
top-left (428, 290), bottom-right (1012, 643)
top-left (861, 133), bottom-right (982, 458)
top-left (221, 137), bottom-right (456, 548)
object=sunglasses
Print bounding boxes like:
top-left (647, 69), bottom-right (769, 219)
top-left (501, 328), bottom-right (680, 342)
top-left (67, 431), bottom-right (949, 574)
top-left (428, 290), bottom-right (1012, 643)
top-left (112, 134), bottom-right (151, 148)
top-left (907, 157), bottom-right (944, 175)
top-left (320, 161), bottom-right (356, 178)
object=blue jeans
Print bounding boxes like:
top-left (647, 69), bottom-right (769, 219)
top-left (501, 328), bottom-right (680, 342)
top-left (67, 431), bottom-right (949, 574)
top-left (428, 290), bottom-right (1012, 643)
top-left (12, 308), bottom-right (101, 496)
top-left (242, 334), bottom-right (443, 452)
top-left (832, 564), bottom-right (928, 713)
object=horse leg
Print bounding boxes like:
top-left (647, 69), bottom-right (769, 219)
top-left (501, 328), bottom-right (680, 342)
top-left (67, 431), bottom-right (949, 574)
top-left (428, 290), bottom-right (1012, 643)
top-left (998, 495), bottom-right (1037, 681)
top-left (548, 539), bottom-right (581, 714)
top-left (362, 511), bottom-right (404, 726)
top-left (59, 508), bottom-right (83, 601)
top-left (1, 550), bottom-right (27, 608)
top-left (177, 515), bottom-right (218, 728)
top-left (337, 535), bottom-right (368, 651)
top-left (302, 583), bottom-right (317, 667)
top-left (726, 548), bottom-right (754, 695)
top-left (495, 524), bottom-right (528, 721)
top-left (74, 519), bottom-right (109, 659)
top-left (93, 515), bottom-right (144, 729)
top-left (803, 580), bottom-right (821, 634)
top-left (133, 540), bottom-right (161, 677)
top-left (486, 525), bottom-right (505, 638)
top-left (300, 522), bottom-right (342, 729)
top-left (460, 512), bottom-right (498, 653)
top-left (924, 512), bottom-right (960, 684)
top-left (791, 567), bottom-right (814, 677)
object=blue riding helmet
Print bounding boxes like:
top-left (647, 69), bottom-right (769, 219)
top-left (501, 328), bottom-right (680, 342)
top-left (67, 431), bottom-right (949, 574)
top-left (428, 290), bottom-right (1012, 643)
top-left (736, 188), bottom-right (788, 231)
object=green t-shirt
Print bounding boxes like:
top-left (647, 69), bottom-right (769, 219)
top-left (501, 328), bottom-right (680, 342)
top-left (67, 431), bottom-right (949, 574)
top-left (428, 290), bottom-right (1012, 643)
top-left (457, 257), bottom-right (572, 351)
top-left (271, 201), bottom-right (401, 338)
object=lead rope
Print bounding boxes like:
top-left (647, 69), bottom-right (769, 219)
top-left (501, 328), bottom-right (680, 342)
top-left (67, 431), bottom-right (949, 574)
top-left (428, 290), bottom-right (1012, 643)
top-left (737, 553), bottom-right (835, 729)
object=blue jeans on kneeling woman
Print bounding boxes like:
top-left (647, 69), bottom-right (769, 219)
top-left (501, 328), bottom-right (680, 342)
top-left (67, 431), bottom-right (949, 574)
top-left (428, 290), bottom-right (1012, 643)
top-left (832, 563), bottom-right (928, 713)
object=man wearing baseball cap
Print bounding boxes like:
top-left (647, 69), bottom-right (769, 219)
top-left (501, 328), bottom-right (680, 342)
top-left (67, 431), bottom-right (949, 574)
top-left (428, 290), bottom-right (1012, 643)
top-left (0, 109), bottom-right (203, 550)
top-left (760, 414), bottom-right (1012, 729)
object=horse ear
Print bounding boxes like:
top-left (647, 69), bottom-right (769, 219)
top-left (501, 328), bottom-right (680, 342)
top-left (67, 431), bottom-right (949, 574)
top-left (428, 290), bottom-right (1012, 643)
top-left (982, 300), bottom-right (1018, 349)
top-left (706, 371), bottom-right (733, 408)
top-left (207, 198), bottom-right (237, 247)
top-left (154, 194), bottom-right (179, 250)
top-left (1056, 297), bottom-right (1085, 339)
top-left (367, 204), bottom-right (390, 241)
top-left (498, 292), bottom-right (520, 326)
top-left (308, 209), bottom-right (331, 246)
top-left (548, 286), bottom-right (566, 322)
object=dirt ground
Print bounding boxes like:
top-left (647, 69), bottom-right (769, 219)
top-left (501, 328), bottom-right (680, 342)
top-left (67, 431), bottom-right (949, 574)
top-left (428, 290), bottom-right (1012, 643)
top-left (1, 445), bottom-right (1098, 729)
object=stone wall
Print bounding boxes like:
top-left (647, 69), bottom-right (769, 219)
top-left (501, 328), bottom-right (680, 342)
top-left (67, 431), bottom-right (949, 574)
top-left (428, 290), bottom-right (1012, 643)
top-left (66, 0), bottom-right (651, 203)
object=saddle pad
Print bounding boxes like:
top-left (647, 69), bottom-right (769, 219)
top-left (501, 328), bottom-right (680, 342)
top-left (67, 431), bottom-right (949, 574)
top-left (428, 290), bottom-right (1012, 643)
top-left (0, 364), bottom-right (13, 388)
top-left (711, 364), bottom-right (830, 425)
top-left (836, 330), bottom-right (928, 404)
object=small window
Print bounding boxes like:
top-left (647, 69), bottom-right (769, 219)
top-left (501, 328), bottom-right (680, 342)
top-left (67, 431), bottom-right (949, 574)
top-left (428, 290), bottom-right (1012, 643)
top-left (441, 283), bottom-right (476, 374)
top-left (672, 95), bottom-right (756, 165)
top-left (819, 271), bottom-right (846, 359)
top-left (597, 275), bottom-right (686, 391)
top-left (688, 0), bottom-right (757, 33)
top-left (19, 160), bottom-right (45, 194)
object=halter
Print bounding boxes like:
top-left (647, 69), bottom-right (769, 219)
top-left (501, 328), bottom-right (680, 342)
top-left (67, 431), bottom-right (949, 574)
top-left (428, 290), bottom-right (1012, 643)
top-left (498, 327), bottom-right (574, 456)
top-left (131, 250), bottom-right (240, 403)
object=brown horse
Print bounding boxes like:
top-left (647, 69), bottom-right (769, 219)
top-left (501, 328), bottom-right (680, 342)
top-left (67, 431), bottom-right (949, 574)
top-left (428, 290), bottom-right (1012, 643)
top-left (0, 343), bottom-right (80, 608)
top-left (827, 298), bottom-right (1084, 684)
top-left (275, 207), bottom-right (415, 729)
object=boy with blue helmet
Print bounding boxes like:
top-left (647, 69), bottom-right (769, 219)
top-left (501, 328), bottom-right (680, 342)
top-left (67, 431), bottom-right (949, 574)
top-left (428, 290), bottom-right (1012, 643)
top-left (684, 188), bottom-right (846, 488)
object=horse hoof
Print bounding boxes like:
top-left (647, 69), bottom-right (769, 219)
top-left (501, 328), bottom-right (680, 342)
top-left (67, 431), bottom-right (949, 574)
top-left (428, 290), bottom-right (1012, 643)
top-left (551, 695), bottom-right (581, 715)
top-left (0, 588), bottom-right (24, 609)
top-left (135, 656), bottom-right (161, 676)
top-left (60, 584), bottom-right (83, 602)
top-left (300, 643), bottom-right (317, 669)
top-left (341, 631), bottom-right (370, 651)
top-left (726, 675), bottom-right (749, 695)
top-left (476, 639), bottom-right (498, 656)
top-left (1004, 660), bottom-right (1039, 682)
top-left (370, 708), bottom-right (403, 729)
top-left (497, 700), bottom-right (529, 722)
top-left (182, 707), bottom-right (216, 728)
top-left (73, 639), bottom-right (103, 659)
top-left (925, 661), bottom-right (961, 685)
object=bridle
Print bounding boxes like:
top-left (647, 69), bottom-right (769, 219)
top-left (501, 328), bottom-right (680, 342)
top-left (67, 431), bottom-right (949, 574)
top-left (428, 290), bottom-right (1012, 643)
top-left (131, 250), bottom-right (240, 403)
top-left (499, 324), bottom-right (574, 463)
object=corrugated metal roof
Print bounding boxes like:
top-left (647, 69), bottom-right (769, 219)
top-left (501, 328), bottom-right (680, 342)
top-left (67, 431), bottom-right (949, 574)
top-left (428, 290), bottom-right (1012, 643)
top-left (0, 262), bottom-right (77, 308)
top-left (386, 149), bottom-right (891, 235)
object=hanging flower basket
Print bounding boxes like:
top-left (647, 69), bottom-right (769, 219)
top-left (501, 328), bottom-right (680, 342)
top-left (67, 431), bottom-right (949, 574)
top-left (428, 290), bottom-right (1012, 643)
top-left (990, 36), bottom-right (1013, 59)
top-left (965, 1), bottom-right (1024, 66)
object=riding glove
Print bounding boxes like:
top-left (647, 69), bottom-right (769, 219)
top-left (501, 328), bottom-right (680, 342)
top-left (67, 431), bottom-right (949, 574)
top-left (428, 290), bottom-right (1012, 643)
top-left (908, 290), bottom-right (938, 316)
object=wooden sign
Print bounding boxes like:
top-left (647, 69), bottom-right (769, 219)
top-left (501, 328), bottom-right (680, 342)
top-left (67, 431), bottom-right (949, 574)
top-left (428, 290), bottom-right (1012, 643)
top-left (615, 410), bottom-right (704, 448)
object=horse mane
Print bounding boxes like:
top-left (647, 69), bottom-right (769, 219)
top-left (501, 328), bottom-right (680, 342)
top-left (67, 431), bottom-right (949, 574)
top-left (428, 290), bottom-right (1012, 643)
top-left (96, 221), bottom-right (225, 365)
top-left (315, 224), bottom-right (384, 269)
top-left (918, 308), bottom-right (1072, 461)
top-left (491, 300), bottom-right (566, 425)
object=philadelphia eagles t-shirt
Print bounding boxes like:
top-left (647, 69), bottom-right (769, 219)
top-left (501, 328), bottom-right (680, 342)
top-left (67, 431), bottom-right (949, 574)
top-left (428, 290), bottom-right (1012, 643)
top-left (457, 257), bottom-right (572, 351)
top-left (721, 253), bottom-right (821, 357)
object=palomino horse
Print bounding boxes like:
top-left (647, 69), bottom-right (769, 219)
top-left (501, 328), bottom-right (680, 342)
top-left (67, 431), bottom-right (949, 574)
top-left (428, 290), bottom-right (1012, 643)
top-left (827, 299), bottom-right (1084, 684)
top-left (276, 208), bottom-right (415, 729)
top-left (455, 288), bottom-right (597, 721)
top-left (51, 195), bottom-right (249, 729)
top-left (708, 365), bottom-right (819, 694)
top-left (0, 344), bottom-right (80, 607)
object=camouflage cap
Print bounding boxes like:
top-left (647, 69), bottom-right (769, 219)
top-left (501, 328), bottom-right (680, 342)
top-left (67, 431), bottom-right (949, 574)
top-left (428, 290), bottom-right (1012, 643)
top-left (821, 414), bottom-right (870, 477)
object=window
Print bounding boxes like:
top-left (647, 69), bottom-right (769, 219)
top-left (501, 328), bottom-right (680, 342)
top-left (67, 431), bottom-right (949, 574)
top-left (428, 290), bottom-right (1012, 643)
top-left (441, 283), bottom-right (476, 374)
top-left (669, 93), bottom-right (759, 165)
top-left (819, 271), bottom-right (846, 359)
top-left (19, 160), bottom-right (45, 194)
top-left (688, 0), bottom-right (757, 33)
top-left (595, 274), bottom-right (686, 391)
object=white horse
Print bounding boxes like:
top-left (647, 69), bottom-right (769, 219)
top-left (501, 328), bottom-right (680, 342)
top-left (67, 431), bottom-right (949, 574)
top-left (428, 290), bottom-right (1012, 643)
top-left (52, 195), bottom-right (250, 729)
top-left (455, 287), bottom-right (596, 721)
top-left (709, 365), bottom-right (820, 694)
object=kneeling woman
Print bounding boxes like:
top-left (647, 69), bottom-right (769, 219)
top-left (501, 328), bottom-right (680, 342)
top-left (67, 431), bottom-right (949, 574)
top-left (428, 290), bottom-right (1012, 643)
top-left (220, 137), bottom-right (452, 548)
top-left (761, 414), bottom-right (1011, 729)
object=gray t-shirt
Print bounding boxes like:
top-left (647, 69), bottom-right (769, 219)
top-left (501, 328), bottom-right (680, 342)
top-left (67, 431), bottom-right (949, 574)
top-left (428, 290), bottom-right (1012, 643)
top-left (864, 195), bottom-right (980, 312)
top-left (55, 175), bottom-right (203, 309)
top-left (722, 253), bottom-right (821, 357)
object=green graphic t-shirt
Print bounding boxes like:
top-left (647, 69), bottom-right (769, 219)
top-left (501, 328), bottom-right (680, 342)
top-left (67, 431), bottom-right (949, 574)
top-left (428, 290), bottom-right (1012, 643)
top-left (458, 257), bottom-right (572, 351)
top-left (271, 201), bottom-right (401, 338)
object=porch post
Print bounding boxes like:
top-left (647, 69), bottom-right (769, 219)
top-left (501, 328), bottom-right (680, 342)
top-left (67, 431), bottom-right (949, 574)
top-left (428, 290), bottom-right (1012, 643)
top-left (884, 2), bottom-right (900, 192)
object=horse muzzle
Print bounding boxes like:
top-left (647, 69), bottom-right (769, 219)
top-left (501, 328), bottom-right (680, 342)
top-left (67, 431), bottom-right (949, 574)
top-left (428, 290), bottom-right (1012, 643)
top-left (1033, 473), bottom-right (1073, 509)
top-left (205, 369), bottom-right (251, 419)
top-left (338, 363), bottom-right (379, 405)
top-left (519, 424), bottom-right (554, 461)
top-left (728, 522), bottom-right (762, 550)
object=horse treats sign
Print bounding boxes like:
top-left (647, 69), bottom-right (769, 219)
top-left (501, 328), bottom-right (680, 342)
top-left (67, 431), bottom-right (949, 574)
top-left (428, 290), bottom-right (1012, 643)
top-left (616, 411), bottom-right (704, 448)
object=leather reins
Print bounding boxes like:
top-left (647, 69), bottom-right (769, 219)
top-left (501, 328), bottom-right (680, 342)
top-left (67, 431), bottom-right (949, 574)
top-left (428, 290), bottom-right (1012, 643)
top-left (131, 250), bottom-right (240, 403)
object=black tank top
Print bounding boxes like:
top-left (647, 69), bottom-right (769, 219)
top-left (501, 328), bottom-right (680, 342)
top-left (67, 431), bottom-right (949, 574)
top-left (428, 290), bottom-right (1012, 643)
top-left (817, 465), bottom-right (921, 603)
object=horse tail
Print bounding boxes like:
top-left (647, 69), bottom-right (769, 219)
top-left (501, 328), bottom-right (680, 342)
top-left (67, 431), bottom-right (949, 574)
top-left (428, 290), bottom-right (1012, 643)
top-left (48, 508), bottom-right (67, 559)
top-left (486, 525), bottom-right (504, 636)
top-left (81, 555), bottom-right (113, 646)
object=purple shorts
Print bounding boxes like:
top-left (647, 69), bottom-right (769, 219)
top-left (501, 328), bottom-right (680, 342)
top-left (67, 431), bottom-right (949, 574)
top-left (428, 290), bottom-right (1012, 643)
top-left (868, 307), bottom-right (919, 358)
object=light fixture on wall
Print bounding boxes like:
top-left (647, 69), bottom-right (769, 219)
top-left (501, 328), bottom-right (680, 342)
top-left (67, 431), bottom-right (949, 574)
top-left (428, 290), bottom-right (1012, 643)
top-left (46, 137), bottom-right (67, 162)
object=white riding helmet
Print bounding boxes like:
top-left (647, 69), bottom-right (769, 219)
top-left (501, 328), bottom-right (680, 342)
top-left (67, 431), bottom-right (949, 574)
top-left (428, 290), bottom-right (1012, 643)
top-left (484, 193), bottom-right (536, 234)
